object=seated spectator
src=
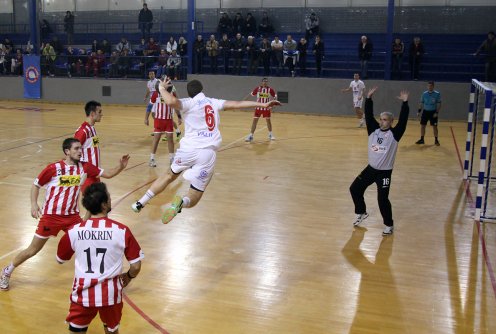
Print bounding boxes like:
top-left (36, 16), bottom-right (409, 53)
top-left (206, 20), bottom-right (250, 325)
top-left (11, 49), bottom-right (23, 76)
top-left (258, 11), bottom-right (274, 37)
top-left (51, 36), bottom-right (63, 55)
top-left (232, 33), bottom-right (245, 75)
top-left (283, 34), bottom-right (298, 77)
top-left (232, 13), bottom-right (245, 37)
top-left (0, 44), bottom-right (6, 75)
top-left (206, 34), bottom-right (219, 74)
top-left (41, 42), bottom-right (56, 77)
top-left (244, 13), bottom-right (257, 37)
top-left (217, 12), bottom-right (232, 37)
top-left (166, 36), bottom-right (177, 55)
top-left (271, 36), bottom-right (283, 76)
top-left (91, 39), bottom-right (99, 53)
top-left (85, 50), bottom-right (105, 77)
top-left (297, 37), bottom-right (308, 76)
top-left (259, 36), bottom-right (271, 76)
top-left (391, 37), bottom-right (404, 80)
top-left (116, 37), bottom-right (131, 53)
top-left (3, 38), bottom-right (14, 51)
top-left (141, 37), bottom-right (159, 73)
top-left (25, 40), bottom-right (34, 54)
top-left (135, 38), bottom-right (147, 56)
top-left (218, 33), bottom-right (231, 74)
top-left (157, 49), bottom-right (168, 66)
top-left (313, 35), bottom-right (325, 77)
top-left (108, 51), bottom-right (120, 77)
top-left (305, 13), bottom-right (320, 42)
top-left (101, 39), bottom-right (112, 55)
top-left (358, 35), bottom-right (373, 79)
top-left (246, 36), bottom-right (259, 75)
top-left (167, 50), bottom-right (182, 79)
top-left (118, 48), bottom-right (131, 78)
top-left (66, 46), bottom-right (83, 77)
top-left (409, 37), bottom-right (424, 80)
top-left (178, 36), bottom-right (188, 72)
top-left (193, 34), bottom-right (205, 74)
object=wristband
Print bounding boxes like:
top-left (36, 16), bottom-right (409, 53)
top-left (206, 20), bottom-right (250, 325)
top-left (417, 108), bottom-right (422, 113)
top-left (126, 271), bottom-right (136, 279)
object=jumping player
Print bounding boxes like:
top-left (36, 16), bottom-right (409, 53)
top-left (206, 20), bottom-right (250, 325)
top-left (245, 77), bottom-right (278, 142)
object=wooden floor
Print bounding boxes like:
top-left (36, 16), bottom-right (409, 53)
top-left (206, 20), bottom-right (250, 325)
top-left (0, 101), bottom-right (495, 334)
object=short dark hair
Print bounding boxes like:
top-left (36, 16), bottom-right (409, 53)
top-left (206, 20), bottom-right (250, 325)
top-left (428, 81), bottom-right (435, 85)
top-left (187, 80), bottom-right (203, 98)
top-left (62, 138), bottom-right (80, 154)
top-left (83, 182), bottom-right (109, 215)
top-left (84, 100), bottom-right (101, 116)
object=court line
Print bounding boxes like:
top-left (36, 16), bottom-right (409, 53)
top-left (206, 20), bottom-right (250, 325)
top-left (122, 294), bottom-right (170, 334)
top-left (0, 133), bottom-right (73, 153)
top-left (0, 247), bottom-right (24, 261)
top-left (450, 125), bottom-right (496, 299)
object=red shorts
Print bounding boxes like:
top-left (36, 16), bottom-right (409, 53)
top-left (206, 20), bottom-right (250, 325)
top-left (154, 118), bottom-right (173, 133)
top-left (66, 302), bottom-right (123, 333)
top-left (81, 176), bottom-right (101, 196)
top-left (35, 214), bottom-right (83, 238)
top-left (254, 109), bottom-right (271, 118)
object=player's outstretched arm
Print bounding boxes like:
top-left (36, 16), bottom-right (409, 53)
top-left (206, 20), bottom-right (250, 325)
top-left (223, 100), bottom-right (281, 111)
top-left (101, 154), bottom-right (130, 179)
top-left (30, 184), bottom-right (42, 219)
top-left (158, 78), bottom-right (182, 110)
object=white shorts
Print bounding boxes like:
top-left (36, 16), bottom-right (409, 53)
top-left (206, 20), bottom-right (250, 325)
top-left (353, 98), bottom-right (363, 109)
top-left (171, 148), bottom-right (216, 191)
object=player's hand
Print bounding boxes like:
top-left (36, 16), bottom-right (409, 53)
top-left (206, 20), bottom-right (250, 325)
top-left (397, 90), bottom-right (409, 102)
top-left (143, 97), bottom-right (147, 102)
top-left (178, 118), bottom-right (183, 126)
top-left (367, 86), bottom-right (378, 98)
top-left (159, 77), bottom-right (173, 91)
top-left (31, 204), bottom-right (42, 219)
top-left (433, 112), bottom-right (438, 118)
top-left (119, 272), bottom-right (132, 288)
top-left (119, 154), bottom-right (130, 169)
top-left (264, 100), bottom-right (282, 109)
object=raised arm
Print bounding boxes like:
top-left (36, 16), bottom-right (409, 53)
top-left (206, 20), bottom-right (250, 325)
top-left (364, 87), bottom-right (380, 135)
top-left (392, 90), bottom-right (410, 141)
top-left (223, 99), bottom-right (281, 111)
top-left (101, 155), bottom-right (130, 179)
top-left (158, 78), bottom-right (183, 110)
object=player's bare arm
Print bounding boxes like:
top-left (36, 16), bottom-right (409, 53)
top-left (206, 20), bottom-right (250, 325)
top-left (120, 261), bottom-right (141, 288)
top-left (144, 87), bottom-right (150, 102)
top-left (397, 90), bottom-right (409, 102)
top-left (341, 87), bottom-right (351, 93)
top-left (101, 154), bottom-right (130, 179)
top-left (158, 78), bottom-right (182, 110)
top-left (223, 100), bottom-right (281, 111)
top-left (30, 184), bottom-right (42, 219)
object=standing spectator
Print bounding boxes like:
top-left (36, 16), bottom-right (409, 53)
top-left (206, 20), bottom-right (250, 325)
top-left (259, 37), bottom-right (272, 76)
top-left (415, 81), bottom-right (442, 146)
top-left (166, 36), bottom-right (177, 55)
top-left (305, 13), bottom-right (320, 42)
top-left (64, 11), bottom-right (75, 45)
top-left (40, 19), bottom-right (52, 40)
top-left (232, 33), bottom-right (245, 75)
top-left (138, 3), bottom-right (153, 40)
top-left (206, 34), bottom-right (219, 74)
top-left (246, 36), bottom-right (259, 75)
top-left (391, 37), bottom-right (404, 80)
top-left (219, 33), bottom-right (231, 74)
top-left (349, 87), bottom-right (410, 236)
top-left (245, 78), bottom-right (278, 142)
top-left (42, 42), bottom-right (56, 77)
top-left (283, 34), bottom-right (298, 77)
top-left (358, 35), bottom-right (373, 79)
top-left (409, 37), bottom-right (424, 80)
top-left (258, 11), bottom-right (274, 37)
top-left (11, 49), bottom-right (23, 76)
top-left (313, 35), bottom-right (325, 77)
top-left (475, 31), bottom-right (496, 82)
top-left (91, 39), bottom-right (99, 53)
top-left (297, 37), bottom-right (308, 76)
top-left (167, 50), bottom-right (182, 79)
top-left (57, 182), bottom-right (143, 334)
top-left (271, 35), bottom-right (283, 76)
top-left (244, 13), bottom-right (257, 37)
top-left (25, 40), bottom-right (34, 54)
top-left (193, 34), bottom-right (205, 74)
top-left (232, 13), bottom-right (245, 37)
top-left (217, 12), bottom-right (232, 37)
top-left (116, 37), bottom-right (130, 53)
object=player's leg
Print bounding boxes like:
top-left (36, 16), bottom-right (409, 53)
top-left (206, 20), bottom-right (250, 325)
top-left (416, 112), bottom-right (428, 144)
top-left (166, 132), bottom-right (175, 163)
top-left (266, 117), bottom-right (275, 140)
top-left (66, 302), bottom-right (98, 333)
top-left (431, 115), bottom-right (440, 146)
top-left (132, 168), bottom-right (181, 212)
top-left (173, 121), bottom-right (181, 139)
top-left (374, 170), bottom-right (394, 236)
top-left (149, 132), bottom-right (161, 167)
top-left (99, 303), bottom-right (123, 334)
top-left (349, 165), bottom-right (375, 226)
top-left (246, 114), bottom-right (260, 142)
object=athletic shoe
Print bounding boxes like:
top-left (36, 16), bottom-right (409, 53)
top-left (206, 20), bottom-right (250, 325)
top-left (382, 226), bottom-right (394, 236)
top-left (0, 268), bottom-right (11, 291)
top-left (131, 201), bottom-right (144, 213)
top-left (415, 139), bottom-right (425, 144)
top-left (161, 137), bottom-right (168, 142)
top-left (245, 134), bottom-right (253, 142)
top-left (176, 131), bottom-right (181, 139)
top-left (269, 134), bottom-right (276, 140)
top-left (149, 158), bottom-right (157, 167)
top-left (353, 213), bottom-right (369, 227)
top-left (359, 118), bottom-right (365, 127)
top-left (435, 139), bottom-right (440, 146)
top-left (162, 196), bottom-right (183, 224)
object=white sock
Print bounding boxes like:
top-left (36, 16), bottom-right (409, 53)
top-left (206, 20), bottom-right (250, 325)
top-left (138, 190), bottom-right (155, 206)
top-left (269, 131), bottom-right (273, 136)
top-left (182, 196), bottom-right (191, 208)
top-left (169, 153), bottom-right (175, 159)
top-left (150, 153), bottom-right (155, 160)
top-left (4, 263), bottom-right (15, 275)
top-left (176, 129), bottom-right (180, 134)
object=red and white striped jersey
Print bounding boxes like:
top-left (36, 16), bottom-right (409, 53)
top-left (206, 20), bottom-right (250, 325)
top-left (34, 160), bottom-right (103, 215)
top-left (251, 86), bottom-right (277, 111)
top-left (74, 122), bottom-right (101, 167)
top-left (151, 91), bottom-right (176, 120)
top-left (57, 217), bottom-right (144, 307)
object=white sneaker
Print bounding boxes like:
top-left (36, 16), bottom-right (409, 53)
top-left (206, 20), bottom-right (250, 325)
top-left (131, 201), bottom-right (144, 213)
top-left (269, 134), bottom-right (276, 140)
top-left (245, 134), bottom-right (253, 142)
top-left (353, 213), bottom-right (369, 226)
top-left (382, 226), bottom-right (394, 236)
top-left (149, 158), bottom-right (157, 167)
top-left (359, 118), bottom-right (365, 127)
top-left (0, 268), bottom-right (11, 291)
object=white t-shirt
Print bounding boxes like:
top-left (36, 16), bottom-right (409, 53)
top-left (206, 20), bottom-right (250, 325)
top-left (179, 92), bottom-right (226, 151)
top-left (350, 80), bottom-right (365, 101)
top-left (147, 78), bottom-right (159, 103)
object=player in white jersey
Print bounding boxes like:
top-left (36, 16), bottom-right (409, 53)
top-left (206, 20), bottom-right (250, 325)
top-left (0, 138), bottom-right (130, 291)
top-left (341, 73), bottom-right (366, 127)
top-left (132, 78), bottom-right (281, 224)
top-left (57, 182), bottom-right (143, 333)
top-left (245, 77), bottom-right (278, 142)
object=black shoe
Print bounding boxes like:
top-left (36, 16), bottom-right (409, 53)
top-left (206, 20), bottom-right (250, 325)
top-left (416, 139), bottom-right (424, 144)
top-left (435, 140), bottom-right (440, 146)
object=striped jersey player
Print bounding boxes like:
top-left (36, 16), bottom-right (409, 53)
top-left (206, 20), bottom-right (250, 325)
top-left (245, 77), bottom-right (278, 142)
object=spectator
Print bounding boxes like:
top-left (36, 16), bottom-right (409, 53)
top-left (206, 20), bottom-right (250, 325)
top-left (118, 48), bottom-right (131, 78)
top-left (178, 36), bottom-right (188, 72)
top-left (25, 40), bottom-right (34, 54)
top-left (297, 37), bottom-right (308, 76)
top-left (391, 37), bottom-right (404, 80)
top-left (11, 49), bottom-right (23, 76)
top-left (312, 35), bottom-right (325, 77)
top-left (244, 13), bottom-right (257, 37)
top-left (135, 38), bottom-right (147, 56)
top-left (85, 50), bottom-right (104, 77)
top-left (64, 11), bottom-right (75, 45)
top-left (91, 39), bottom-right (99, 53)
top-left (0, 44), bottom-right (6, 75)
top-left (116, 37), bottom-right (131, 53)
top-left (141, 37), bottom-right (159, 74)
top-left (193, 34), bottom-right (205, 74)
top-left (138, 3), bottom-right (153, 40)
top-left (409, 37), bottom-right (424, 80)
top-left (475, 31), bottom-right (496, 82)
top-left (206, 34), bottom-right (219, 74)
top-left (108, 51), bottom-right (120, 78)
top-left (166, 36), bottom-right (177, 55)
top-left (358, 35), bottom-right (373, 79)
top-left (258, 11), bottom-right (274, 37)
top-left (41, 42), bottom-right (56, 77)
top-left (167, 49), bottom-right (181, 79)
top-left (246, 36), bottom-right (259, 75)
top-left (232, 13), bottom-right (245, 36)
top-left (219, 33), bottom-right (231, 74)
top-left (51, 36), bottom-right (63, 55)
top-left (283, 34), bottom-right (298, 77)
top-left (157, 49), bottom-right (168, 67)
top-left (217, 12), bottom-right (232, 37)
top-left (305, 12), bottom-right (320, 42)
top-left (271, 35), bottom-right (283, 76)
top-left (100, 39), bottom-right (111, 55)
top-left (40, 19), bottom-right (52, 40)
top-left (66, 46), bottom-right (83, 77)
top-left (259, 36), bottom-right (272, 76)
top-left (232, 33), bottom-right (245, 75)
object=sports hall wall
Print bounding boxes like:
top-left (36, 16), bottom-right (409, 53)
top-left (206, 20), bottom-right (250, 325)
top-left (0, 76), bottom-right (470, 120)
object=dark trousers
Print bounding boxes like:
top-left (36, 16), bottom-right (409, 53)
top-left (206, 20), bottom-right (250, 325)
top-left (350, 165), bottom-right (393, 226)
